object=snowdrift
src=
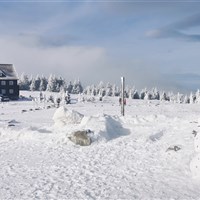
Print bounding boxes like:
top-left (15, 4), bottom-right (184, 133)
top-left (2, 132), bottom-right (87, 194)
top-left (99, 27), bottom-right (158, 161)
top-left (53, 107), bottom-right (130, 143)
top-left (80, 114), bottom-right (130, 142)
top-left (53, 106), bottom-right (84, 127)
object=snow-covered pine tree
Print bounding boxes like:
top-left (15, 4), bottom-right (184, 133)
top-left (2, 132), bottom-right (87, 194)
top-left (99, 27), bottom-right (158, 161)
top-left (183, 95), bottom-right (189, 104)
top-left (133, 90), bottom-right (140, 99)
top-left (29, 75), bottom-right (41, 91)
top-left (91, 85), bottom-right (97, 96)
top-left (140, 88), bottom-right (147, 99)
top-left (160, 91), bottom-right (167, 101)
top-left (112, 84), bottom-right (120, 97)
top-left (56, 77), bottom-right (65, 91)
top-left (83, 85), bottom-right (91, 95)
top-left (55, 83), bottom-right (60, 92)
top-left (39, 76), bottom-right (48, 91)
top-left (97, 81), bottom-right (105, 96)
top-left (72, 79), bottom-right (83, 94)
top-left (176, 92), bottom-right (183, 104)
top-left (128, 87), bottom-right (135, 99)
top-left (195, 89), bottom-right (200, 103)
top-left (30, 78), bottom-right (36, 91)
top-left (167, 92), bottom-right (175, 103)
top-left (35, 75), bottom-right (41, 91)
top-left (105, 82), bottom-right (112, 96)
top-left (189, 92), bottom-right (195, 104)
top-left (46, 74), bottom-right (57, 92)
top-left (144, 91), bottom-right (152, 100)
top-left (19, 73), bottom-right (30, 90)
top-left (151, 88), bottom-right (160, 100)
top-left (66, 81), bottom-right (73, 93)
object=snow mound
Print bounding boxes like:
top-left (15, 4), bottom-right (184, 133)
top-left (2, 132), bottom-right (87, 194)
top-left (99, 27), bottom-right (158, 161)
top-left (53, 106), bottom-right (84, 127)
top-left (80, 114), bottom-right (130, 142)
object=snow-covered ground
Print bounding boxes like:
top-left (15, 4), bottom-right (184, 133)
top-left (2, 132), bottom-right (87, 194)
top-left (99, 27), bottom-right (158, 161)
top-left (1, 91), bottom-right (200, 199)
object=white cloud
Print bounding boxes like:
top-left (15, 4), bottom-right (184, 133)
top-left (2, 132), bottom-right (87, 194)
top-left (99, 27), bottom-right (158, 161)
top-left (0, 35), bottom-right (105, 80)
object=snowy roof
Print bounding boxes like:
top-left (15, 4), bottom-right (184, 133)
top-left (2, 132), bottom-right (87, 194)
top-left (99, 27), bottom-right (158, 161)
top-left (0, 64), bottom-right (18, 80)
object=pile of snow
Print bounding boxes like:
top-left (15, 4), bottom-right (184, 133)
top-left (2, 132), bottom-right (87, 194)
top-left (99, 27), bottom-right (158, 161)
top-left (53, 106), bottom-right (84, 127)
top-left (54, 113), bottom-right (130, 144)
top-left (80, 114), bottom-right (130, 142)
top-left (190, 132), bottom-right (200, 178)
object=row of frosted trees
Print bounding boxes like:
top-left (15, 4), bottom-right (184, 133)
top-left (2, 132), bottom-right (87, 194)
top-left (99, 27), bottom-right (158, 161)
top-left (18, 74), bottom-right (200, 104)
top-left (83, 82), bottom-right (200, 104)
top-left (18, 73), bottom-right (83, 94)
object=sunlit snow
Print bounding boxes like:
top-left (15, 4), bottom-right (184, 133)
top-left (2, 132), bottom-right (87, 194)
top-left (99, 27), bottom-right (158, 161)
top-left (0, 91), bottom-right (200, 199)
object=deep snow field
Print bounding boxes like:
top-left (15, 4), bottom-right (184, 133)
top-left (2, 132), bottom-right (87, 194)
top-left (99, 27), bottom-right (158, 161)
top-left (1, 91), bottom-right (200, 199)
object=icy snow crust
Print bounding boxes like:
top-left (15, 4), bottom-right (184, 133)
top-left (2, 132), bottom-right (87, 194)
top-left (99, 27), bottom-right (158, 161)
top-left (1, 91), bottom-right (200, 199)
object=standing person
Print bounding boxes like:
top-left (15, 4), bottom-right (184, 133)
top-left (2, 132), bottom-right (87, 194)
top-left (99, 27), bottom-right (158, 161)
top-left (124, 98), bottom-right (126, 105)
top-left (56, 98), bottom-right (61, 107)
top-left (119, 97), bottom-right (122, 105)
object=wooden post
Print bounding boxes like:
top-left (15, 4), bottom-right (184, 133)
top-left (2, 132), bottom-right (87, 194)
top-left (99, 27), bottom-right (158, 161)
top-left (121, 77), bottom-right (125, 116)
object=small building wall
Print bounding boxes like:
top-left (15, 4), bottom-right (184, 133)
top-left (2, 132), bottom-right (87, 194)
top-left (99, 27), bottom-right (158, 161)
top-left (0, 80), bottom-right (19, 99)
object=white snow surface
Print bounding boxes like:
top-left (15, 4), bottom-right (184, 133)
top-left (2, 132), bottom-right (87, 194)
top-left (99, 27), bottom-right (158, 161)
top-left (190, 130), bottom-right (200, 178)
top-left (1, 91), bottom-right (200, 199)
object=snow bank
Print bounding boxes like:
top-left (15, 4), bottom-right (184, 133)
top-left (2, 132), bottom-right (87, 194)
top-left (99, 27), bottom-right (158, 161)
top-left (80, 114), bottom-right (129, 142)
top-left (53, 106), bottom-right (84, 127)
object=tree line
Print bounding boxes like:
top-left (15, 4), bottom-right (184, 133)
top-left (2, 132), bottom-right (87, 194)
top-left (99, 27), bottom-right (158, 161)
top-left (19, 74), bottom-right (200, 104)
top-left (83, 82), bottom-right (200, 104)
top-left (19, 73), bottom-right (83, 94)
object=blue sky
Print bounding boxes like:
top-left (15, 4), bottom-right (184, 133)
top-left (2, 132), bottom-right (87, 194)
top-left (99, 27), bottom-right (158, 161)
top-left (0, 1), bottom-right (200, 92)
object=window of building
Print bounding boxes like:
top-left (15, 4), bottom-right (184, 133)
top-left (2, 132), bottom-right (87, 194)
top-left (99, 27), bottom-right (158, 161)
top-left (1, 89), bottom-right (6, 94)
top-left (9, 81), bottom-right (14, 85)
top-left (9, 89), bottom-right (14, 94)
top-left (1, 81), bottom-right (6, 85)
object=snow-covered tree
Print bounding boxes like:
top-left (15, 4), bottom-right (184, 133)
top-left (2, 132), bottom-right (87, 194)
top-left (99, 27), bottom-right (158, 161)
top-left (151, 88), bottom-right (160, 100)
top-left (19, 73), bottom-right (30, 90)
top-left (30, 78), bottom-right (36, 91)
top-left (160, 92), bottom-right (168, 101)
top-left (176, 92), bottom-right (183, 104)
top-left (183, 95), bottom-right (189, 104)
top-left (39, 76), bottom-right (48, 91)
top-left (133, 90), bottom-right (140, 99)
top-left (90, 85), bottom-right (97, 96)
top-left (72, 79), bottom-right (83, 94)
top-left (128, 87), bottom-right (135, 99)
top-left (195, 90), bottom-right (200, 104)
top-left (189, 92), bottom-right (195, 104)
top-left (105, 82), bottom-right (112, 96)
top-left (144, 91), bottom-right (152, 100)
top-left (83, 85), bottom-right (91, 95)
top-left (140, 88), bottom-right (147, 99)
top-left (66, 81), bottom-right (73, 93)
top-left (96, 81), bottom-right (105, 96)
top-left (35, 75), bottom-right (41, 91)
top-left (46, 74), bottom-right (57, 92)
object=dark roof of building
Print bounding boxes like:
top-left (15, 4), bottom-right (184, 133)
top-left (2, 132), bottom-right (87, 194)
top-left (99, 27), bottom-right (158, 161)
top-left (0, 64), bottom-right (18, 80)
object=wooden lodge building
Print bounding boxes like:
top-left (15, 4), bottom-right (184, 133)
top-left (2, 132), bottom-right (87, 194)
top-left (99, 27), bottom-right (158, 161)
top-left (0, 64), bottom-right (19, 100)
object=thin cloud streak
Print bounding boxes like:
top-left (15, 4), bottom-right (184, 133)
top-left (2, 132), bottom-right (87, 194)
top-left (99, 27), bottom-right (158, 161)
top-left (146, 13), bottom-right (200, 42)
